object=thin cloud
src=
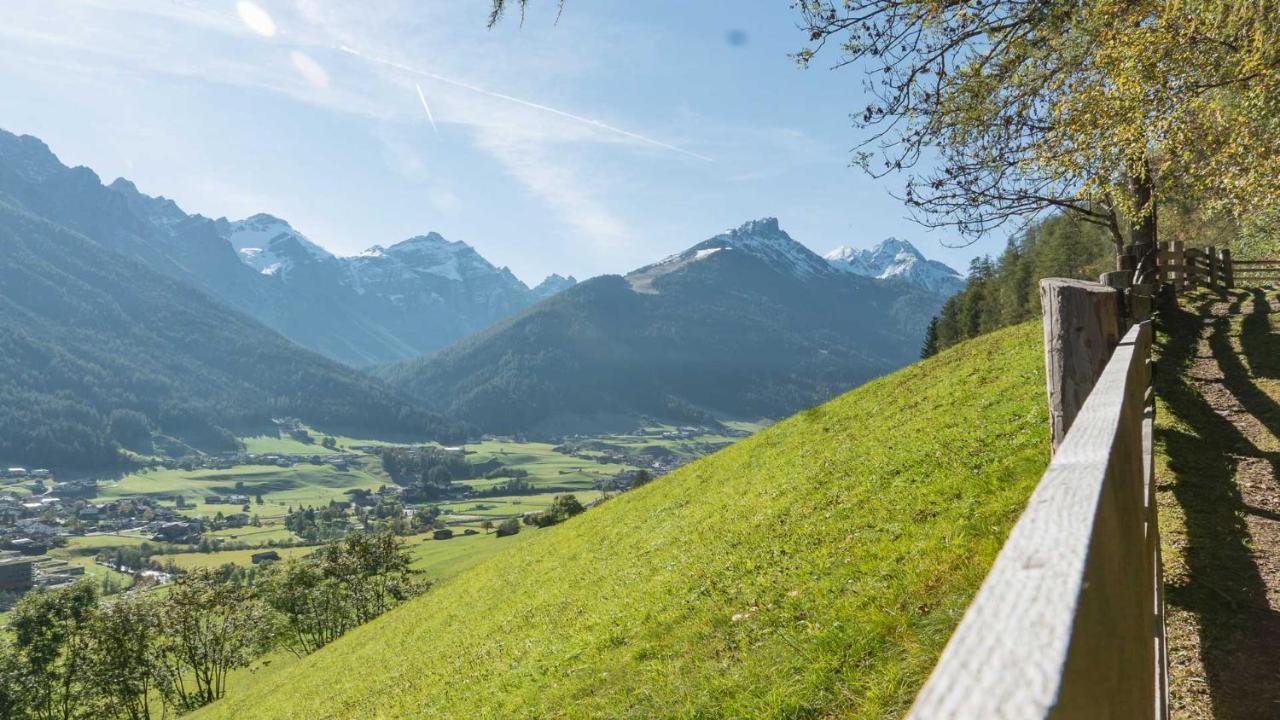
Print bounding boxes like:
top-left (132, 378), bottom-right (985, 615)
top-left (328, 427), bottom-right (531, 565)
top-left (338, 45), bottom-right (712, 162)
top-left (415, 84), bottom-right (439, 135)
top-left (474, 126), bottom-right (632, 253)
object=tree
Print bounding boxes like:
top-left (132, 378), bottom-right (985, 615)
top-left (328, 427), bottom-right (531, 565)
top-left (86, 594), bottom-right (158, 720)
top-left (488, 0), bottom-right (562, 26)
top-left (260, 559), bottom-right (350, 657)
top-left (316, 531), bottom-right (422, 625)
top-left (496, 518), bottom-right (521, 537)
top-left (630, 469), bottom-right (654, 488)
top-left (932, 213), bottom-right (1113, 349)
top-left (262, 531), bottom-right (425, 658)
top-left (107, 410), bottom-right (152, 454)
top-left (793, 2), bottom-right (1280, 256)
top-left (8, 582), bottom-right (100, 720)
top-left (0, 637), bottom-right (32, 720)
top-left (920, 317), bottom-right (940, 359)
top-left (152, 569), bottom-right (272, 711)
top-left (426, 464), bottom-right (453, 489)
top-left (550, 494), bottom-right (585, 519)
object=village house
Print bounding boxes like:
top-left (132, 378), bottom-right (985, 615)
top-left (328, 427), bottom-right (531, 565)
top-left (0, 555), bottom-right (35, 592)
top-left (250, 550), bottom-right (281, 564)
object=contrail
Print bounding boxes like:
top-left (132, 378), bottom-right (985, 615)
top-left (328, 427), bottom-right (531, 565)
top-left (415, 83), bottom-right (439, 135)
top-left (338, 45), bottom-right (712, 162)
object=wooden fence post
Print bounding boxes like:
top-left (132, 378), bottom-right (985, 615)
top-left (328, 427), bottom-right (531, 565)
top-left (1208, 245), bottom-right (1218, 288)
top-left (1221, 248), bottom-right (1233, 289)
top-left (1170, 241), bottom-right (1185, 291)
top-left (1041, 278), bottom-right (1123, 451)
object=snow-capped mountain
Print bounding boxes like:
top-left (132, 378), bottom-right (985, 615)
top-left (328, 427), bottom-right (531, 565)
top-left (38, 151), bottom-right (578, 366)
top-left (630, 217), bottom-right (834, 292)
top-left (218, 214), bottom-right (335, 276)
top-left (686, 217), bottom-right (834, 278)
top-left (825, 238), bottom-right (965, 296)
top-left (198, 217), bottom-right (578, 364)
top-left (347, 233), bottom-right (519, 289)
top-left (383, 216), bottom-right (951, 436)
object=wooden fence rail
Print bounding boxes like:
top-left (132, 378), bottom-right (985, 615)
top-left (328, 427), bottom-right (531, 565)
top-left (907, 278), bottom-right (1164, 719)
top-left (906, 244), bottom-right (1280, 717)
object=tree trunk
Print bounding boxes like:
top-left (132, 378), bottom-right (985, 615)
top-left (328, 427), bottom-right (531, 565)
top-left (1129, 157), bottom-right (1157, 249)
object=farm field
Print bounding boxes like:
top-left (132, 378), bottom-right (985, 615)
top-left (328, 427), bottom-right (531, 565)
top-left (408, 527), bottom-right (536, 582)
top-left (162, 545), bottom-right (318, 571)
top-left (1, 424), bottom-right (753, 612)
top-left (97, 463), bottom-right (387, 517)
top-left (161, 525), bottom-right (533, 584)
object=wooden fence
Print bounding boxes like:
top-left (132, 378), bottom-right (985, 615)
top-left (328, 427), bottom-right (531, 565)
top-left (904, 241), bottom-right (1280, 717)
top-left (907, 268), bottom-right (1167, 718)
top-left (1154, 241), bottom-right (1275, 289)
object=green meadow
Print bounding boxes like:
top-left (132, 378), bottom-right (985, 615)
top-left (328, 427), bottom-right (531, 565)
top-left (97, 464), bottom-right (386, 514)
top-left (73, 426), bottom-right (737, 581)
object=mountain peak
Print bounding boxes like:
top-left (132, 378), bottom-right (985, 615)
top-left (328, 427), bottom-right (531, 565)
top-left (353, 232), bottom-right (519, 287)
top-left (106, 177), bottom-right (189, 227)
top-left (825, 237), bottom-right (963, 295)
top-left (108, 177), bottom-right (138, 193)
top-left (387, 232), bottom-right (451, 251)
top-left (531, 273), bottom-right (578, 299)
top-left (629, 218), bottom-right (832, 293)
top-left (736, 217), bottom-right (780, 234)
top-left (220, 214), bottom-right (334, 275)
top-left (701, 217), bottom-right (831, 278)
top-left (0, 130), bottom-right (64, 183)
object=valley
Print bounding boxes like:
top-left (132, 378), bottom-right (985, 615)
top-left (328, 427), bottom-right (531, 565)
top-left (0, 420), bottom-right (760, 621)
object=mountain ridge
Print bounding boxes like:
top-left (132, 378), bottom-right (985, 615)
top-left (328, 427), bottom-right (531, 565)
top-left (379, 218), bottom-right (951, 435)
top-left (0, 128), bottom-right (577, 367)
top-left (0, 194), bottom-right (462, 469)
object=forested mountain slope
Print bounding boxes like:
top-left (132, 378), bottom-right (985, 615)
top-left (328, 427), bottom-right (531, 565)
top-left (0, 129), bottom-right (573, 367)
top-left (379, 218), bottom-right (948, 434)
top-left (0, 199), bottom-right (461, 469)
top-left (195, 321), bottom-right (1049, 719)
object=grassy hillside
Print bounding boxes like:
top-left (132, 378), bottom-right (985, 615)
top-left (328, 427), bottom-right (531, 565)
top-left (196, 322), bottom-right (1049, 719)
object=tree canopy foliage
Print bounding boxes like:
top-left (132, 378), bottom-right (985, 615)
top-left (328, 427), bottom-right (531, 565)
top-left (796, 0), bottom-right (1280, 250)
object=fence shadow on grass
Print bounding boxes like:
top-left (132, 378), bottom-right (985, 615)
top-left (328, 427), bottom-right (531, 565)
top-left (1157, 292), bottom-right (1280, 719)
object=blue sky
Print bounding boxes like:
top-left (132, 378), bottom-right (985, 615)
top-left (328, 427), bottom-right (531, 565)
top-left (0, 0), bottom-right (1009, 285)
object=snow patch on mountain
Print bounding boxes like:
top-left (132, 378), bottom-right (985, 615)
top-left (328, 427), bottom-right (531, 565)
top-left (699, 218), bottom-right (833, 278)
top-left (222, 214), bottom-right (334, 276)
top-left (628, 218), bottom-right (834, 294)
top-left (825, 238), bottom-right (965, 295)
top-left (348, 232), bottom-right (511, 286)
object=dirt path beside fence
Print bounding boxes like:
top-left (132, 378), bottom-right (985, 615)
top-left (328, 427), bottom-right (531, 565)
top-left (1156, 288), bottom-right (1280, 719)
